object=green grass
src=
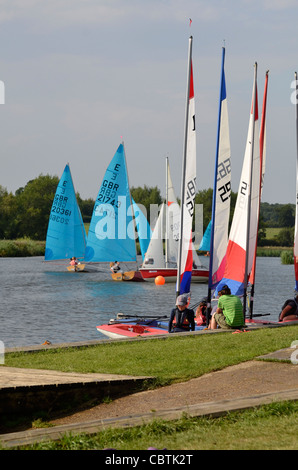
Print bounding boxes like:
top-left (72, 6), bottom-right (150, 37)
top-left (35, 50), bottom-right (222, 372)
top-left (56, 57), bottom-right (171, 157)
top-left (19, 401), bottom-right (298, 450)
top-left (4, 326), bottom-right (298, 384)
top-left (2, 326), bottom-right (298, 450)
top-left (0, 239), bottom-right (45, 257)
top-left (265, 227), bottom-right (282, 239)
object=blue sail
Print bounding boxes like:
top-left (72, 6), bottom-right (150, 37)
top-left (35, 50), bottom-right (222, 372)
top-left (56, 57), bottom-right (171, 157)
top-left (132, 197), bottom-right (152, 260)
top-left (199, 220), bottom-right (211, 252)
top-left (84, 143), bottom-right (137, 263)
top-left (45, 164), bottom-right (87, 261)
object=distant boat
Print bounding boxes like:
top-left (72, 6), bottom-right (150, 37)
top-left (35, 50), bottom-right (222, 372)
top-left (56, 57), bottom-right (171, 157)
top-left (84, 142), bottom-right (144, 281)
top-left (139, 158), bottom-right (208, 283)
top-left (45, 164), bottom-right (87, 272)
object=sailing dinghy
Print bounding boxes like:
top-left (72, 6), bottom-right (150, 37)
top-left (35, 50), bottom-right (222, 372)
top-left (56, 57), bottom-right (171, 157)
top-left (176, 35), bottom-right (198, 298)
top-left (84, 142), bottom-right (144, 281)
top-left (204, 46), bottom-right (232, 322)
top-left (45, 164), bottom-right (87, 271)
top-left (96, 36), bottom-right (207, 338)
top-left (215, 63), bottom-right (261, 304)
top-left (139, 157), bottom-right (208, 283)
top-left (250, 71), bottom-right (298, 326)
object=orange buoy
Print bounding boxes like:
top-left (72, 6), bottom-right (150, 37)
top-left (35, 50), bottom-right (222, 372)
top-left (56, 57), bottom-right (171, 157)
top-left (155, 275), bottom-right (165, 286)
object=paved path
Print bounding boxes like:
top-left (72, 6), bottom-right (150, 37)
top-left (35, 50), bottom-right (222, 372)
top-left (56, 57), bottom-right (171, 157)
top-left (0, 367), bottom-right (147, 388)
top-left (0, 343), bottom-right (297, 449)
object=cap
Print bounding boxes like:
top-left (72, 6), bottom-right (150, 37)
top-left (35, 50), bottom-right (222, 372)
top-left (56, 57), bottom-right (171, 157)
top-left (176, 295), bottom-right (188, 306)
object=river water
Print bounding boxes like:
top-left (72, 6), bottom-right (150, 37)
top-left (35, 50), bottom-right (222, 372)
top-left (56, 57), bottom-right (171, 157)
top-left (0, 256), bottom-right (295, 348)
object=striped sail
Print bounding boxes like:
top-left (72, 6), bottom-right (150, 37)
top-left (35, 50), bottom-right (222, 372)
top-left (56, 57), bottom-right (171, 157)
top-left (208, 47), bottom-right (231, 293)
top-left (84, 142), bottom-right (137, 263)
top-left (249, 71), bottom-right (269, 315)
top-left (45, 164), bottom-right (87, 261)
top-left (176, 36), bottom-right (197, 296)
top-left (294, 72), bottom-right (298, 291)
top-left (216, 63), bottom-right (260, 297)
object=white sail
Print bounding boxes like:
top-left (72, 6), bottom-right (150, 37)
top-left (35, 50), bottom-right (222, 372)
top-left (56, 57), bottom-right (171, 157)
top-left (209, 47), bottom-right (231, 291)
top-left (216, 63), bottom-right (260, 297)
top-left (142, 203), bottom-right (165, 269)
top-left (176, 36), bottom-right (197, 295)
top-left (166, 157), bottom-right (180, 267)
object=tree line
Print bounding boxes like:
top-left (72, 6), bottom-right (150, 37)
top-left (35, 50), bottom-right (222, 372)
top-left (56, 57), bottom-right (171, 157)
top-left (0, 175), bottom-right (295, 244)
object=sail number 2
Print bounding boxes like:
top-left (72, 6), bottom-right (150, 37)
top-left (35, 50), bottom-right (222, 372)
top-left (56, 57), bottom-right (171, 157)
top-left (186, 177), bottom-right (196, 217)
top-left (217, 157), bottom-right (231, 202)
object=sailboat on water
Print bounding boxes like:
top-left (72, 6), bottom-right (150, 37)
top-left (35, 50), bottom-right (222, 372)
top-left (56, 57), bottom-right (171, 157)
top-left (215, 63), bottom-right (260, 306)
top-left (205, 46), bottom-right (232, 321)
top-left (176, 34), bottom-right (198, 298)
top-left (44, 164), bottom-right (87, 271)
top-left (139, 157), bottom-right (208, 282)
top-left (84, 142), bottom-right (145, 281)
top-left (214, 63), bottom-right (272, 324)
top-left (96, 35), bottom-right (207, 338)
top-left (246, 70), bottom-right (298, 326)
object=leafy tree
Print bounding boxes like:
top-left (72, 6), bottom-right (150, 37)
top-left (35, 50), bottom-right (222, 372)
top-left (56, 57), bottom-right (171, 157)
top-left (77, 195), bottom-right (95, 223)
top-left (274, 227), bottom-right (294, 247)
top-left (131, 185), bottom-right (163, 221)
top-left (277, 204), bottom-right (295, 228)
top-left (15, 175), bottom-right (59, 240)
top-left (0, 186), bottom-right (20, 238)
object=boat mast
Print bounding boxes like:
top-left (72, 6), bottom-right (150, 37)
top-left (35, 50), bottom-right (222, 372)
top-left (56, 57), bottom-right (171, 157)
top-left (207, 46), bottom-right (226, 325)
top-left (243, 63), bottom-right (258, 320)
top-left (249, 70), bottom-right (269, 318)
top-left (176, 35), bottom-right (193, 297)
top-left (122, 140), bottom-right (138, 269)
top-left (294, 72), bottom-right (298, 292)
top-left (165, 156), bottom-right (169, 268)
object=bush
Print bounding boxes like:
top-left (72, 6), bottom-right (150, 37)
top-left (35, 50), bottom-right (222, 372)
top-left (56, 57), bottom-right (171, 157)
top-left (281, 250), bottom-right (294, 265)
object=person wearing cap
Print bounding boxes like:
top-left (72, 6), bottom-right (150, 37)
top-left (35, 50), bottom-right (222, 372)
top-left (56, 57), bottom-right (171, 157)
top-left (168, 295), bottom-right (195, 333)
top-left (210, 285), bottom-right (244, 330)
top-left (279, 294), bottom-right (298, 322)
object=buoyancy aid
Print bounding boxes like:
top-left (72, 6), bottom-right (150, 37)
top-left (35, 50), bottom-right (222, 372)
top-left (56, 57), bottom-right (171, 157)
top-left (172, 309), bottom-right (190, 330)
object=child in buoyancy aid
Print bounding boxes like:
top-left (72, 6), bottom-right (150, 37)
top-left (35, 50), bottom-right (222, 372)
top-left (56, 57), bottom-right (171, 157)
top-left (168, 295), bottom-right (195, 333)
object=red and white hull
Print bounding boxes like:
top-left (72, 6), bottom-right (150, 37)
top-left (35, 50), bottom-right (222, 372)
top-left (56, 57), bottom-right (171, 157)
top-left (96, 323), bottom-right (168, 339)
top-left (139, 267), bottom-right (209, 283)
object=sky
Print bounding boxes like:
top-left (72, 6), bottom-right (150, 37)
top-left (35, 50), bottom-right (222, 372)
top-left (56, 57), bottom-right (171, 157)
top-left (0, 0), bottom-right (298, 205)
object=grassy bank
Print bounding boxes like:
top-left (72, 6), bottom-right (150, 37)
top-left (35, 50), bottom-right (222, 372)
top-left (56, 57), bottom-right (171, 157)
top-left (2, 325), bottom-right (298, 450)
top-left (25, 401), bottom-right (298, 450)
top-left (0, 239), bottom-right (45, 257)
top-left (5, 326), bottom-right (298, 382)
